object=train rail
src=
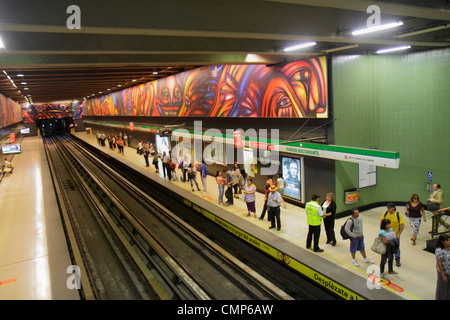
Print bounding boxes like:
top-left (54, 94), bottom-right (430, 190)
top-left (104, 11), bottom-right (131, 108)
top-left (44, 134), bottom-right (294, 300)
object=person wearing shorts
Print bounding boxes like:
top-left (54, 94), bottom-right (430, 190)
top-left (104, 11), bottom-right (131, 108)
top-left (345, 208), bottom-right (374, 267)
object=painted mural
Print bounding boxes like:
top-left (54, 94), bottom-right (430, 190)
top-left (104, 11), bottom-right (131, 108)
top-left (85, 57), bottom-right (328, 118)
top-left (0, 93), bottom-right (23, 128)
top-left (22, 102), bottom-right (83, 123)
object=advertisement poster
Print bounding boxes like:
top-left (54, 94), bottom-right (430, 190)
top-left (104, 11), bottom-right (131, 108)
top-left (243, 148), bottom-right (255, 177)
top-left (282, 157), bottom-right (301, 201)
top-left (155, 135), bottom-right (169, 155)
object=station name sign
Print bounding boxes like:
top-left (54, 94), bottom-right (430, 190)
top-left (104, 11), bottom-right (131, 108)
top-left (275, 143), bottom-right (399, 169)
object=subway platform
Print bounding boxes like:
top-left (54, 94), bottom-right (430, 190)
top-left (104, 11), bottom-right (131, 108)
top-left (72, 131), bottom-right (439, 300)
top-left (0, 133), bottom-right (440, 300)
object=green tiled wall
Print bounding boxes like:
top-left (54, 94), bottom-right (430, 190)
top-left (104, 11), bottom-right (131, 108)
top-left (332, 48), bottom-right (450, 212)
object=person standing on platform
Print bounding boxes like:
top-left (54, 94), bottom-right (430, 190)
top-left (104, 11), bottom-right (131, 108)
top-left (435, 234), bottom-right (450, 300)
top-left (225, 168), bottom-right (234, 206)
top-left (100, 131), bottom-right (106, 146)
top-left (427, 183), bottom-right (445, 234)
top-left (306, 194), bottom-right (325, 252)
top-left (322, 192), bottom-right (337, 246)
top-left (405, 194), bottom-right (426, 246)
top-left (167, 157), bottom-right (175, 181)
top-left (379, 219), bottom-right (398, 277)
top-left (162, 151), bottom-right (169, 178)
top-left (344, 208), bottom-right (374, 267)
top-left (107, 135), bottom-right (113, 149)
top-left (181, 156), bottom-right (191, 182)
top-left (259, 177), bottom-right (274, 221)
top-left (243, 177), bottom-right (257, 218)
top-left (117, 137), bottom-right (124, 154)
top-left (276, 173), bottom-right (287, 208)
top-left (267, 185), bottom-right (282, 230)
top-left (381, 203), bottom-right (404, 267)
top-left (137, 141), bottom-right (143, 155)
top-left (216, 170), bottom-right (226, 205)
top-left (123, 133), bottom-right (128, 146)
top-left (232, 164), bottom-right (240, 199)
top-left (143, 142), bottom-right (150, 167)
top-left (200, 161), bottom-right (208, 194)
top-left (188, 163), bottom-right (201, 192)
top-left (153, 153), bottom-right (161, 173)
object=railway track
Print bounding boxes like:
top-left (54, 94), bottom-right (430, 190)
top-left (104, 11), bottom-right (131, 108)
top-left (44, 134), bottom-right (293, 300)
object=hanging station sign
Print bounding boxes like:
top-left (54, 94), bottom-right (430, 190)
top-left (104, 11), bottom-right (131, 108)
top-left (274, 142), bottom-right (399, 169)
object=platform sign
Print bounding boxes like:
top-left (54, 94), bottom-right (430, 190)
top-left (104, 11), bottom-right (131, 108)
top-left (9, 133), bottom-right (15, 143)
top-left (129, 122), bottom-right (135, 131)
top-left (427, 171), bottom-right (432, 182)
top-left (233, 131), bottom-right (243, 148)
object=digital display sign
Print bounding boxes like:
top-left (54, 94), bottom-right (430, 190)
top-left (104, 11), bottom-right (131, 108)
top-left (2, 143), bottom-right (21, 155)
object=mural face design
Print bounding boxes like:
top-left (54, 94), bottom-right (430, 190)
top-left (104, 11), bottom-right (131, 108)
top-left (85, 57), bottom-right (328, 118)
top-left (155, 75), bottom-right (185, 116)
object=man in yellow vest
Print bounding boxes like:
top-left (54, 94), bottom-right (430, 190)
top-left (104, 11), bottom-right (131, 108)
top-left (306, 194), bottom-right (325, 252)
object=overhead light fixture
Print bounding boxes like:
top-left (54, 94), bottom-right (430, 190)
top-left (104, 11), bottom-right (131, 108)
top-left (17, 73), bottom-right (24, 77)
top-left (376, 45), bottom-right (411, 54)
top-left (322, 44), bottom-right (359, 53)
top-left (0, 37), bottom-right (5, 49)
top-left (283, 41), bottom-right (317, 52)
top-left (394, 23), bottom-right (449, 38)
top-left (153, 71), bottom-right (158, 75)
top-left (352, 21), bottom-right (404, 35)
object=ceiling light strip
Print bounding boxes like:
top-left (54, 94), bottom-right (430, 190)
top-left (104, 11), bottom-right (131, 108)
top-left (283, 41), bottom-right (316, 52)
top-left (352, 21), bottom-right (404, 35)
top-left (376, 45), bottom-right (411, 54)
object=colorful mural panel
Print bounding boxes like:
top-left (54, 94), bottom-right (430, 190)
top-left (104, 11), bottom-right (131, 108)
top-left (22, 102), bottom-right (83, 123)
top-left (85, 57), bottom-right (328, 118)
top-left (0, 93), bottom-right (22, 128)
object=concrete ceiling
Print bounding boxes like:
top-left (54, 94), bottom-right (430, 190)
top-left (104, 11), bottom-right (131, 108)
top-left (0, 0), bottom-right (448, 105)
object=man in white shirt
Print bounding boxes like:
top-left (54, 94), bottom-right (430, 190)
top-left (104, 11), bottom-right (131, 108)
top-left (267, 185), bottom-right (282, 231)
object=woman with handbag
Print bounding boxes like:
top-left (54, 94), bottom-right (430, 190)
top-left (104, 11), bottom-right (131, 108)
top-left (379, 219), bottom-right (398, 277)
top-left (405, 194), bottom-right (426, 245)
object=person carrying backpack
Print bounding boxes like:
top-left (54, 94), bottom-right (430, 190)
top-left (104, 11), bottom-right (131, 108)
top-left (381, 203), bottom-right (405, 267)
top-left (345, 208), bottom-right (374, 267)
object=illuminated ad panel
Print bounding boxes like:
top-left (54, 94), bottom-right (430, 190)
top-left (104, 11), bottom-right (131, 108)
top-left (85, 57), bottom-right (328, 119)
top-left (0, 93), bottom-right (22, 128)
